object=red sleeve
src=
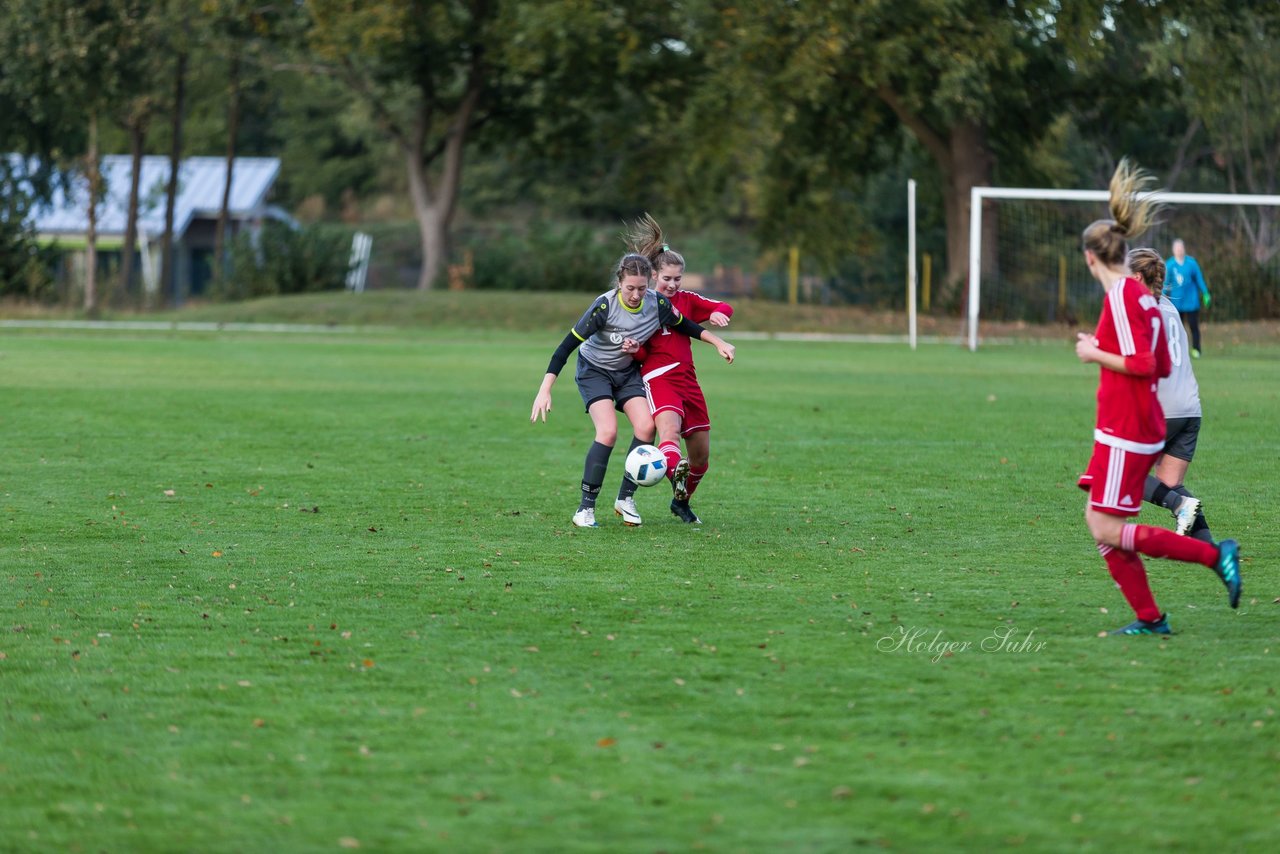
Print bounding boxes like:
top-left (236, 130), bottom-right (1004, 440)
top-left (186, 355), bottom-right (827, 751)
top-left (1120, 283), bottom-right (1167, 377)
top-left (1123, 351), bottom-right (1157, 377)
top-left (679, 292), bottom-right (734, 324)
top-left (633, 343), bottom-right (650, 363)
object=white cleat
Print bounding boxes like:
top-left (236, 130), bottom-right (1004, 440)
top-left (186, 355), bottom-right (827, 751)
top-left (572, 507), bottom-right (598, 528)
top-left (1173, 495), bottom-right (1201, 536)
top-left (614, 497), bottom-right (642, 526)
top-left (671, 458), bottom-right (690, 502)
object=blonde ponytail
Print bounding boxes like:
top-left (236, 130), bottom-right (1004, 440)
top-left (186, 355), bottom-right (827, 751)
top-left (1082, 159), bottom-right (1163, 266)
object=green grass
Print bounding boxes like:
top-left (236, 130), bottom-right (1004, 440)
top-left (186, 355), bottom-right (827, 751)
top-left (1, 325), bottom-right (1277, 852)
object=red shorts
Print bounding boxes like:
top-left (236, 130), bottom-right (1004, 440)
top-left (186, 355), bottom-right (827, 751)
top-left (642, 365), bottom-right (710, 436)
top-left (1077, 441), bottom-right (1160, 516)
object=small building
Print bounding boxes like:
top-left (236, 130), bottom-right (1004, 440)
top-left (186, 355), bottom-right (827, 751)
top-left (24, 155), bottom-right (287, 302)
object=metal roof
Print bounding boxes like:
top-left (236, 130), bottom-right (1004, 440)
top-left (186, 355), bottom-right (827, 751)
top-left (23, 155), bottom-right (280, 241)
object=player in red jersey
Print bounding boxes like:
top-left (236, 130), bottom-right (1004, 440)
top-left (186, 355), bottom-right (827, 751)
top-left (621, 214), bottom-right (733, 524)
top-left (1074, 160), bottom-right (1241, 636)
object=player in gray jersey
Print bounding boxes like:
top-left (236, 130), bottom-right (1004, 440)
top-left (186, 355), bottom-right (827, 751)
top-left (1128, 249), bottom-right (1214, 543)
top-left (531, 252), bottom-right (735, 528)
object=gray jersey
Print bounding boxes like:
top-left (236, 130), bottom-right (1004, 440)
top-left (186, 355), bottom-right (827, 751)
top-left (1157, 296), bottom-right (1202, 418)
top-left (573, 289), bottom-right (684, 372)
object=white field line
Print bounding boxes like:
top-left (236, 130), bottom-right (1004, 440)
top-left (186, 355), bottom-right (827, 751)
top-left (0, 319), bottom-right (385, 334)
top-left (726, 331), bottom-right (1015, 345)
top-left (0, 319), bottom-right (1016, 344)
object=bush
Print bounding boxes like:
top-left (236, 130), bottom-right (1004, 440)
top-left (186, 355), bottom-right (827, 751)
top-left (459, 219), bottom-right (618, 293)
top-left (0, 218), bottom-right (57, 302)
top-left (218, 222), bottom-right (353, 300)
top-left (1204, 255), bottom-right (1280, 320)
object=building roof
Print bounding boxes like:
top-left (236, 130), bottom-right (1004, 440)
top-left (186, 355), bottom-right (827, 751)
top-left (23, 155), bottom-right (280, 241)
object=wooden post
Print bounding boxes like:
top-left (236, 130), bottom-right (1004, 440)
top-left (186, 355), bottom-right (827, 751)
top-left (788, 246), bottom-right (799, 305)
top-left (1058, 254), bottom-right (1067, 317)
top-left (922, 253), bottom-right (932, 311)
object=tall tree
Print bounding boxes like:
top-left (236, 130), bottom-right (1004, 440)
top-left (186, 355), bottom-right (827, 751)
top-left (114, 1), bottom-right (169, 302)
top-left (159, 14), bottom-right (190, 306)
top-left (1170, 5), bottom-right (1280, 261)
top-left (18, 0), bottom-right (149, 314)
top-left (687, 0), bottom-right (1069, 302)
top-left (301, 0), bottom-right (497, 290)
top-left (297, 1), bottom-right (688, 289)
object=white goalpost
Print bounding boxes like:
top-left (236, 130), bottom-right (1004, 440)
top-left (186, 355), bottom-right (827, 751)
top-left (966, 187), bottom-right (1280, 351)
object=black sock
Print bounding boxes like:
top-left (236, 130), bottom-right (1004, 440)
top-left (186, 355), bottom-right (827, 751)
top-left (580, 441), bottom-right (613, 509)
top-left (1144, 476), bottom-right (1174, 509)
top-left (616, 435), bottom-right (647, 501)
top-left (1172, 485), bottom-right (1213, 543)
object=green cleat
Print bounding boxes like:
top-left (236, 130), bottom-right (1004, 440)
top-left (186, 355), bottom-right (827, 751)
top-left (1214, 539), bottom-right (1242, 609)
top-left (1109, 614), bottom-right (1172, 635)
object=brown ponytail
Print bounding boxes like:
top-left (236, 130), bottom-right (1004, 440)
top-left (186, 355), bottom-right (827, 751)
top-left (624, 213), bottom-right (686, 272)
top-left (1127, 248), bottom-right (1165, 294)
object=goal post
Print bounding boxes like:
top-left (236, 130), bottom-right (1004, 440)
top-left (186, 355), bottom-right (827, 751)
top-left (966, 187), bottom-right (1280, 351)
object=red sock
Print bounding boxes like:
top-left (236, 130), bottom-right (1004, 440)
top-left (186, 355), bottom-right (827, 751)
top-left (686, 464), bottom-right (708, 498)
top-left (1122, 524), bottom-right (1218, 567)
top-left (659, 441), bottom-right (682, 480)
top-left (1100, 544), bottom-right (1162, 622)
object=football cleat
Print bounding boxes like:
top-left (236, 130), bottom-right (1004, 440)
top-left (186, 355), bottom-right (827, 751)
top-left (669, 499), bottom-right (701, 524)
top-left (1173, 495), bottom-right (1202, 536)
top-left (571, 507), bottom-right (598, 528)
top-left (1109, 613), bottom-right (1172, 636)
top-left (1191, 348), bottom-right (1201, 359)
top-left (614, 497), bottom-right (642, 527)
top-left (671, 458), bottom-right (690, 502)
top-left (1214, 539), bottom-right (1242, 609)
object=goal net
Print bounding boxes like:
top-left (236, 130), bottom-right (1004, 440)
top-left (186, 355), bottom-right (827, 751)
top-left (965, 188), bottom-right (1280, 350)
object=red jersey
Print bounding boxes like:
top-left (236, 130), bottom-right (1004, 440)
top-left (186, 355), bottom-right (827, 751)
top-left (1091, 277), bottom-right (1170, 452)
top-left (635, 290), bottom-right (734, 381)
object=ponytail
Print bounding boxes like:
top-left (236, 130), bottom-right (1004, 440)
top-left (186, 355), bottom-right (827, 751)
top-left (624, 213), bottom-right (686, 272)
top-left (1082, 159), bottom-right (1163, 266)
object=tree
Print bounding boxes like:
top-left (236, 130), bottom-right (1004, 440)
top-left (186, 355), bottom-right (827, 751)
top-left (299, 0), bottom-right (497, 290)
top-left (296, 1), bottom-right (693, 289)
top-left (113, 1), bottom-right (170, 303)
top-left (685, 0), bottom-right (1071, 304)
top-left (1170, 5), bottom-right (1280, 262)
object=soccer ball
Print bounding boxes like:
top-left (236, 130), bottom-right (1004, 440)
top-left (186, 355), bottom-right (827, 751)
top-left (624, 444), bottom-right (667, 487)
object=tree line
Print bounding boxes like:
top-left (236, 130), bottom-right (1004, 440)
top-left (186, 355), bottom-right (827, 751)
top-left (2, 0), bottom-right (1278, 312)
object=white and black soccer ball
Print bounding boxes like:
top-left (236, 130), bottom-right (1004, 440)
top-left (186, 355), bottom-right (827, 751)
top-left (624, 444), bottom-right (667, 487)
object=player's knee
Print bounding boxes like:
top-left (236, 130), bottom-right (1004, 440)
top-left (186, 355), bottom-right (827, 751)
top-left (595, 427), bottom-right (618, 446)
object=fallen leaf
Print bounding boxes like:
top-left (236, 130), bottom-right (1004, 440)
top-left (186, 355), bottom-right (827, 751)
top-left (212, 551), bottom-right (223, 558)
top-left (163, 490), bottom-right (175, 497)
top-left (338, 838), bottom-right (360, 849)
top-left (597, 737), bottom-right (616, 748)
top-left (362, 659), bottom-right (374, 668)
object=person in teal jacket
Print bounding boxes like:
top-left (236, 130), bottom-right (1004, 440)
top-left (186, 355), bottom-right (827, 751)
top-left (1165, 239), bottom-right (1210, 357)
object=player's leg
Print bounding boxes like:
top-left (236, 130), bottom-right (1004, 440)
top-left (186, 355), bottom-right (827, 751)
top-left (1085, 505), bottom-right (1166, 632)
top-left (673, 382), bottom-right (710, 507)
top-left (644, 374), bottom-right (687, 481)
top-left (1181, 309), bottom-right (1202, 356)
top-left (654, 409), bottom-right (686, 490)
top-left (613, 395), bottom-right (655, 526)
top-left (1144, 418), bottom-right (1211, 540)
top-left (667, 428), bottom-right (707, 524)
top-left (1099, 444), bottom-right (1241, 608)
top-left (684, 429), bottom-right (710, 497)
top-left (574, 398), bottom-right (620, 527)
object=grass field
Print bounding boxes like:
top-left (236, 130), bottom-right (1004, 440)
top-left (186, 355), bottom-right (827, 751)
top-left (1, 315), bottom-right (1277, 852)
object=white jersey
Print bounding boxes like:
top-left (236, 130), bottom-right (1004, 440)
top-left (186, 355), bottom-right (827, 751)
top-left (1156, 295), bottom-right (1202, 419)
